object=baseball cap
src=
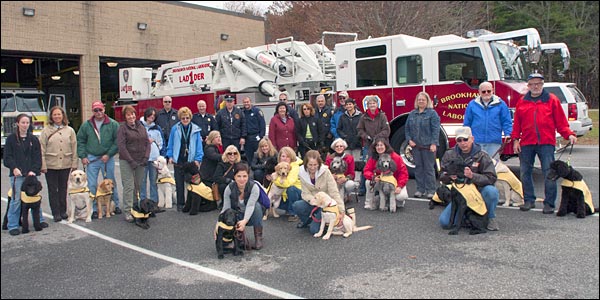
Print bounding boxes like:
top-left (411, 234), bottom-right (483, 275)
top-left (224, 95), bottom-right (235, 102)
top-left (455, 126), bottom-right (472, 139)
top-left (92, 101), bottom-right (104, 110)
top-left (338, 91), bottom-right (349, 98)
top-left (527, 73), bottom-right (544, 81)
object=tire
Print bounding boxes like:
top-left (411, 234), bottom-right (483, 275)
top-left (390, 126), bottom-right (447, 178)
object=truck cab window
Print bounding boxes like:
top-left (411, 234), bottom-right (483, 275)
top-left (396, 55), bottom-right (423, 85)
top-left (438, 47), bottom-right (486, 87)
top-left (356, 45), bottom-right (388, 87)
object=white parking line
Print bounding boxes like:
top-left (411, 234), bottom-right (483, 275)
top-left (1, 197), bottom-right (303, 299)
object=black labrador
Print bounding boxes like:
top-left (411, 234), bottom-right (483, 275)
top-left (215, 208), bottom-right (244, 259)
top-left (132, 198), bottom-right (157, 229)
top-left (547, 160), bottom-right (598, 218)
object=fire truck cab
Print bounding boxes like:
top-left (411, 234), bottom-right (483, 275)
top-left (335, 28), bottom-right (545, 167)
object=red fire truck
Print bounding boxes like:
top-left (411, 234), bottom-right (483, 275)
top-left (115, 28), bottom-right (568, 171)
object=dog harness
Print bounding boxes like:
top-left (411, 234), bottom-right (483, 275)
top-left (68, 187), bottom-right (91, 210)
top-left (92, 189), bottom-right (113, 200)
top-left (187, 182), bottom-right (214, 200)
top-left (561, 179), bottom-right (594, 213)
top-left (496, 172), bottom-right (524, 199)
top-left (215, 221), bottom-right (235, 243)
top-left (452, 183), bottom-right (487, 216)
top-left (157, 177), bottom-right (175, 185)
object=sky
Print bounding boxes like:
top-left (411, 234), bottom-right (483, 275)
top-left (182, 1), bottom-right (273, 12)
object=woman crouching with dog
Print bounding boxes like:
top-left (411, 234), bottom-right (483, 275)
top-left (219, 163), bottom-right (264, 250)
top-left (325, 138), bottom-right (358, 203)
top-left (293, 150), bottom-right (344, 234)
top-left (363, 137), bottom-right (409, 211)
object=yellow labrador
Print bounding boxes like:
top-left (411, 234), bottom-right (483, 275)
top-left (309, 192), bottom-right (373, 239)
top-left (67, 170), bottom-right (93, 223)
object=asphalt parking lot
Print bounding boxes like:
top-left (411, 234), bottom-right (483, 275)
top-left (1, 146), bottom-right (599, 299)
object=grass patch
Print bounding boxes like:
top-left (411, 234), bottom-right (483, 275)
top-left (576, 109), bottom-right (598, 145)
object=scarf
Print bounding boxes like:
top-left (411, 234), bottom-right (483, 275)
top-left (366, 108), bottom-right (379, 120)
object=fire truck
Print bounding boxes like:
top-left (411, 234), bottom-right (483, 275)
top-left (115, 28), bottom-right (569, 171)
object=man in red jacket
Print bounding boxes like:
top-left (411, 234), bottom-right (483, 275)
top-left (511, 73), bottom-right (577, 214)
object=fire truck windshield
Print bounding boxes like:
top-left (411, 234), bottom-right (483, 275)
top-left (490, 41), bottom-right (531, 81)
top-left (16, 94), bottom-right (45, 112)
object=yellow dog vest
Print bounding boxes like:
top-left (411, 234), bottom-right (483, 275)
top-left (379, 174), bottom-right (398, 188)
top-left (157, 177), bottom-right (175, 185)
top-left (497, 171), bottom-right (524, 199)
top-left (452, 183), bottom-right (487, 216)
top-left (8, 188), bottom-right (42, 203)
top-left (561, 179), bottom-right (594, 213)
top-left (187, 182), bottom-right (214, 200)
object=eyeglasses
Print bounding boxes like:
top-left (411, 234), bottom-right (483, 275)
top-left (456, 137), bottom-right (469, 143)
top-left (528, 82), bottom-right (543, 87)
top-left (339, 97), bottom-right (346, 100)
top-left (227, 152), bottom-right (239, 156)
top-left (163, 101), bottom-right (172, 103)
top-left (181, 116), bottom-right (190, 120)
top-left (303, 108), bottom-right (311, 110)
top-left (335, 145), bottom-right (345, 148)
top-left (93, 109), bottom-right (103, 113)
top-left (480, 90), bottom-right (493, 94)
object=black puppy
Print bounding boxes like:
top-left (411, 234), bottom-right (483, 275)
top-left (447, 186), bottom-right (488, 235)
top-left (215, 208), bottom-right (243, 259)
top-left (131, 199), bottom-right (157, 229)
top-left (20, 176), bottom-right (44, 233)
top-left (547, 160), bottom-right (598, 218)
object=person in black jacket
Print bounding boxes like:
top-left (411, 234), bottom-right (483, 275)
top-left (155, 96), bottom-right (178, 155)
top-left (250, 137), bottom-right (278, 186)
top-left (191, 100), bottom-right (218, 142)
top-left (214, 145), bottom-right (242, 206)
top-left (199, 131), bottom-right (224, 187)
top-left (3, 114), bottom-right (48, 236)
top-left (296, 103), bottom-right (321, 159)
top-left (337, 98), bottom-right (363, 162)
top-left (216, 95), bottom-right (246, 150)
top-left (241, 97), bottom-right (266, 164)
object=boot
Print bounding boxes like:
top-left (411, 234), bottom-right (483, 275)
top-left (252, 226), bottom-right (263, 250)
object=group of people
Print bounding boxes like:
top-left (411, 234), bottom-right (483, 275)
top-left (3, 72), bottom-right (576, 244)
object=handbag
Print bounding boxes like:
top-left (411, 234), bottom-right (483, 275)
top-left (211, 182), bottom-right (221, 202)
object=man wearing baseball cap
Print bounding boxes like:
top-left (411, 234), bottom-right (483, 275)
top-left (511, 73), bottom-right (577, 214)
top-left (330, 91), bottom-right (349, 140)
top-left (77, 101), bottom-right (122, 218)
top-left (438, 126), bottom-right (500, 231)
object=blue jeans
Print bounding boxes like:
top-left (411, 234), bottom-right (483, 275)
top-left (8, 176), bottom-right (46, 230)
top-left (292, 200), bottom-right (322, 234)
top-left (86, 155), bottom-right (120, 211)
top-left (439, 185), bottom-right (498, 227)
top-left (413, 147), bottom-right (437, 194)
top-left (519, 145), bottom-right (556, 207)
top-left (244, 202), bottom-right (264, 227)
top-left (140, 163), bottom-right (158, 203)
top-left (480, 143), bottom-right (502, 158)
top-left (277, 186), bottom-right (301, 215)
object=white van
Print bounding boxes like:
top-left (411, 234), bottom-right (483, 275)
top-left (544, 82), bottom-right (593, 137)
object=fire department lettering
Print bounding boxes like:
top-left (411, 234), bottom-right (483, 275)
top-left (121, 85), bottom-right (132, 93)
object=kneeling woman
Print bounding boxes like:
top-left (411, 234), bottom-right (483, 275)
top-left (221, 163), bottom-right (264, 250)
top-left (293, 150), bottom-right (344, 234)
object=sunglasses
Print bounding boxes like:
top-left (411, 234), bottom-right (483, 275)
top-left (163, 101), bottom-right (172, 103)
top-left (93, 108), bottom-right (103, 113)
top-left (480, 90), bottom-right (492, 94)
top-left (227, 152), bottom-right (239, 156)
top-left (456, 137), bottom-right (469, 143)
top-left (181, 116), bottom-right (190, 120)
top-left (303, 108), bottom-right (311, 110)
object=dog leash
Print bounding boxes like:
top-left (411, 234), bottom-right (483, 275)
top-left (491, 138), bottom-right (511, 160)
top-left (556, 142), bottom-right (574, 166)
